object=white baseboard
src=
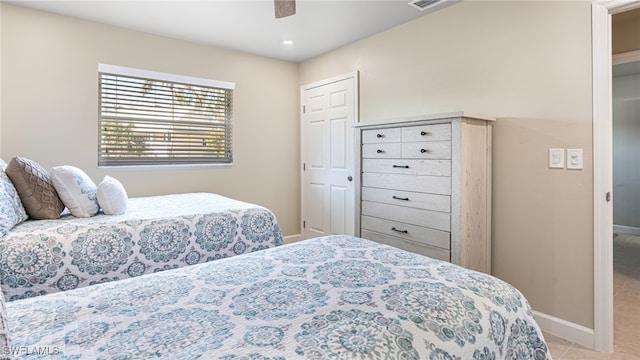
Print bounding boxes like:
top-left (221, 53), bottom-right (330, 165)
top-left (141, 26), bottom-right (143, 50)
top-left (613, 224), bottom-right (640, 236)
top-left (534, 310), bottom-right (595, 350)
top-left (283, 234), bottom-right (303, 244)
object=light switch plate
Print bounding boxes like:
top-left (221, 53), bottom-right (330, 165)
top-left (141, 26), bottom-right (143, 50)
top-left (549, 148), bottom-right (564, 169)
top-left (567, 148), bottom-right (583, 170)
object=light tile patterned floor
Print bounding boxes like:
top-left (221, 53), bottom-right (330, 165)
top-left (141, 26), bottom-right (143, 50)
top-left (544, 234), bottom-right (640, 359)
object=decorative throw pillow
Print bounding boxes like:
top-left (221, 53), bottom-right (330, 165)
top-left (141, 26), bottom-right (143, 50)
top-left (0, 282), bottom-right (13, 360)
top-left (96, 176), bottom-right (128, 215)
top-left (50, 165), bottom-right (99, 218)
top-left (0, 158), bottom-right (29, 235)
top-left (5, 157), bottom-right (64, 220)
top-left (0, 167), bottom-right (29, 237)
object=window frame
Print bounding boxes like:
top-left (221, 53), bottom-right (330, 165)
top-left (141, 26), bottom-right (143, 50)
top-left (97, 64), bottom-right (235, 168)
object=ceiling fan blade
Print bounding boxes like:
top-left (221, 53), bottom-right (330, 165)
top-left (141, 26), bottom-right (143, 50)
top-left (274, 0), bottom-right (296, 18)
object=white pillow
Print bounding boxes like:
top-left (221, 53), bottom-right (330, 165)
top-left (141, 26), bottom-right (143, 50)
top-left (50, 165), bottom-right (99, 218)
top-left (97, 176), bottom-right (128, 215)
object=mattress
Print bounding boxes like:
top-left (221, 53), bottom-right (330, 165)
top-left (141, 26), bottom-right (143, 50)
top-left (0, 193), bottom-right (283, 301)
top-left (5, 235), bottom-right (550, 359)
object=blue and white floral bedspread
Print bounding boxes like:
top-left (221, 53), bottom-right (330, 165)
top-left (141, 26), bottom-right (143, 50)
top-left (0, 193), bottom-right (283, 301)
top-left (5, 235), bottom-right (551, 359)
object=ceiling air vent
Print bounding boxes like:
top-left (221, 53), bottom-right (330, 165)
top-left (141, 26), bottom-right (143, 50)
top-left (408, 0), bottom-right (448, 11)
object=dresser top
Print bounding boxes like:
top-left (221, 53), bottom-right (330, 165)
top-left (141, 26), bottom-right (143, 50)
top-left (353, 111), bottom-right (495, 129)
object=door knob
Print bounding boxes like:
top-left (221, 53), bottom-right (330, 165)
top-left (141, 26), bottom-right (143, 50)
top-left (347, 176), bottom-right (353, 182)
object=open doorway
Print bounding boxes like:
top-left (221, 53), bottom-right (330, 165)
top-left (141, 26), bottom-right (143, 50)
top-left (611, 28), bottom-right (640, 354)
top-left (592, 0), bottom-right (640, 353)
top-left (612, 60), bottom-right (640, 237)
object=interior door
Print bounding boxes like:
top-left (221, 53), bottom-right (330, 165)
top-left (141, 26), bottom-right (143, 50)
top-left (301, 72), bottom-right (358, 239)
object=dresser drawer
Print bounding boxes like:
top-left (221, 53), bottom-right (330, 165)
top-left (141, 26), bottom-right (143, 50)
top-left (402, 141), bottom-right (451, 159)
top-left (401, 123), bottom-right (452, 142)
top-left (361, 201), bottom-right (450, 231)
top-left (362, 143), bottom-right (401, 158)
top-left (361, 229), bottom-right (450, 262)
top-left (362, 128), bottom-right (401, 143)
top-left (361, 215), bottom-right (450, 249)
top-left (362, 173), bottom-right (451, 195)
top-left (362, 159), bottom-right (451, 176)
top-left (361, 187), bottom-right (451, 212)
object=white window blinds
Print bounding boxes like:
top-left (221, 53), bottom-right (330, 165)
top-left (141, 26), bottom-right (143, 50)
top-left (98, 64), bottom-right (234, 166)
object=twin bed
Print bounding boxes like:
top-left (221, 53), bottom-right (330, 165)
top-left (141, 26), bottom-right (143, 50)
top-left (2, 235), bottom-right (551, 359)
top-left (0, 193), bottom-right (551, 359)
top-left (0, 193), bottom-right (283, 301)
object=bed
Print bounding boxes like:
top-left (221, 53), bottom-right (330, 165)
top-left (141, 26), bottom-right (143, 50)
top-left (1, 235), bottom-right (551, 359)
top-left (0, 192), bottom-right (283, 301)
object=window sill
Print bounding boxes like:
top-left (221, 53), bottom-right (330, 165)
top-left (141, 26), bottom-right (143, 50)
top-left (98, 163), bottom-right (232, 172)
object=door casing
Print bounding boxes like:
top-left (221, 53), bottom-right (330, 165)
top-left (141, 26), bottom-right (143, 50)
top-left (592, 0), bottom-right (640, 352)
top-left (300, 71), bottom-right (359, 239)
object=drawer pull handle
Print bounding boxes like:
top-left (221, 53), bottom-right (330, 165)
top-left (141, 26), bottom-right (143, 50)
top-left (420, 148), bottom-right (430, 153)
top-left (420, 131), bottom-right (430, 136)
top-left (392, 227), bottom-right (409, 234)
top-left (376, 133), bottom-right (383, 138)
top-left (392, 165), bottom-right (409, 169)
top-left (392, 196), bottom-right (409, 201)
top-left (377, 149), bottom-right (384, 153)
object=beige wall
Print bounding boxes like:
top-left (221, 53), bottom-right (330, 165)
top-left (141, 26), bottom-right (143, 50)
top-left (0, 4), bottom-right (301, 236)
top-left (300, 1), bottom-right (594, 328)
top-left (0, 3), bottom-right (3, 152)
top-left (613, 8), bottom-right (640, 54)
top-left (613, 73), bottom-right (640, 228)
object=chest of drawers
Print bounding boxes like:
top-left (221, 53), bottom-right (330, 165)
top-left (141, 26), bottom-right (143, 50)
top-left (354, 112), bottom-right (494, 273)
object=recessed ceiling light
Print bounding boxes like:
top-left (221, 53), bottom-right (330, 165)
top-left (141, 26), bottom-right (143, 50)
top-left (282, 40), bottom-right (294, 46)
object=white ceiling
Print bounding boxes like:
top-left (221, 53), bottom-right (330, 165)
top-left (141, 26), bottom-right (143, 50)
top-left (7, 0), bottom-right (457, 63)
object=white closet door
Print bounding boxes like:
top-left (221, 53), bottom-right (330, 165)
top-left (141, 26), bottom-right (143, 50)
top-left (301, 72), bottom-right (358, 239)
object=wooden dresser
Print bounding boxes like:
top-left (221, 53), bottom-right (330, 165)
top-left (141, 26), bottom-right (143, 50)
top-left (354, 112), bottom-right (494, 273)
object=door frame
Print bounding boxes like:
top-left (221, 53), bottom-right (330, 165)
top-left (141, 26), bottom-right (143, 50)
top-left (592, 0), bottom-right (640, 352)
top-left (300, 71), bottom-right (360, 239)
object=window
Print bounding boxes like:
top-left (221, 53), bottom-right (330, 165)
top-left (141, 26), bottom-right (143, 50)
top-left (98, 64), bottom-right (234, 166)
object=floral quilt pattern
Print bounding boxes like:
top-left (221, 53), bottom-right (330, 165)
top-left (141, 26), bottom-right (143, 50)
top-left (5, 235), bottom-right (551, 359)
top-left (0, 193), bottom-right (283, 301)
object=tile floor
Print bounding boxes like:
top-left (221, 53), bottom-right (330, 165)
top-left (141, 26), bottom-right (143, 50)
top-left (544, 234), bottom-right (640, 359)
